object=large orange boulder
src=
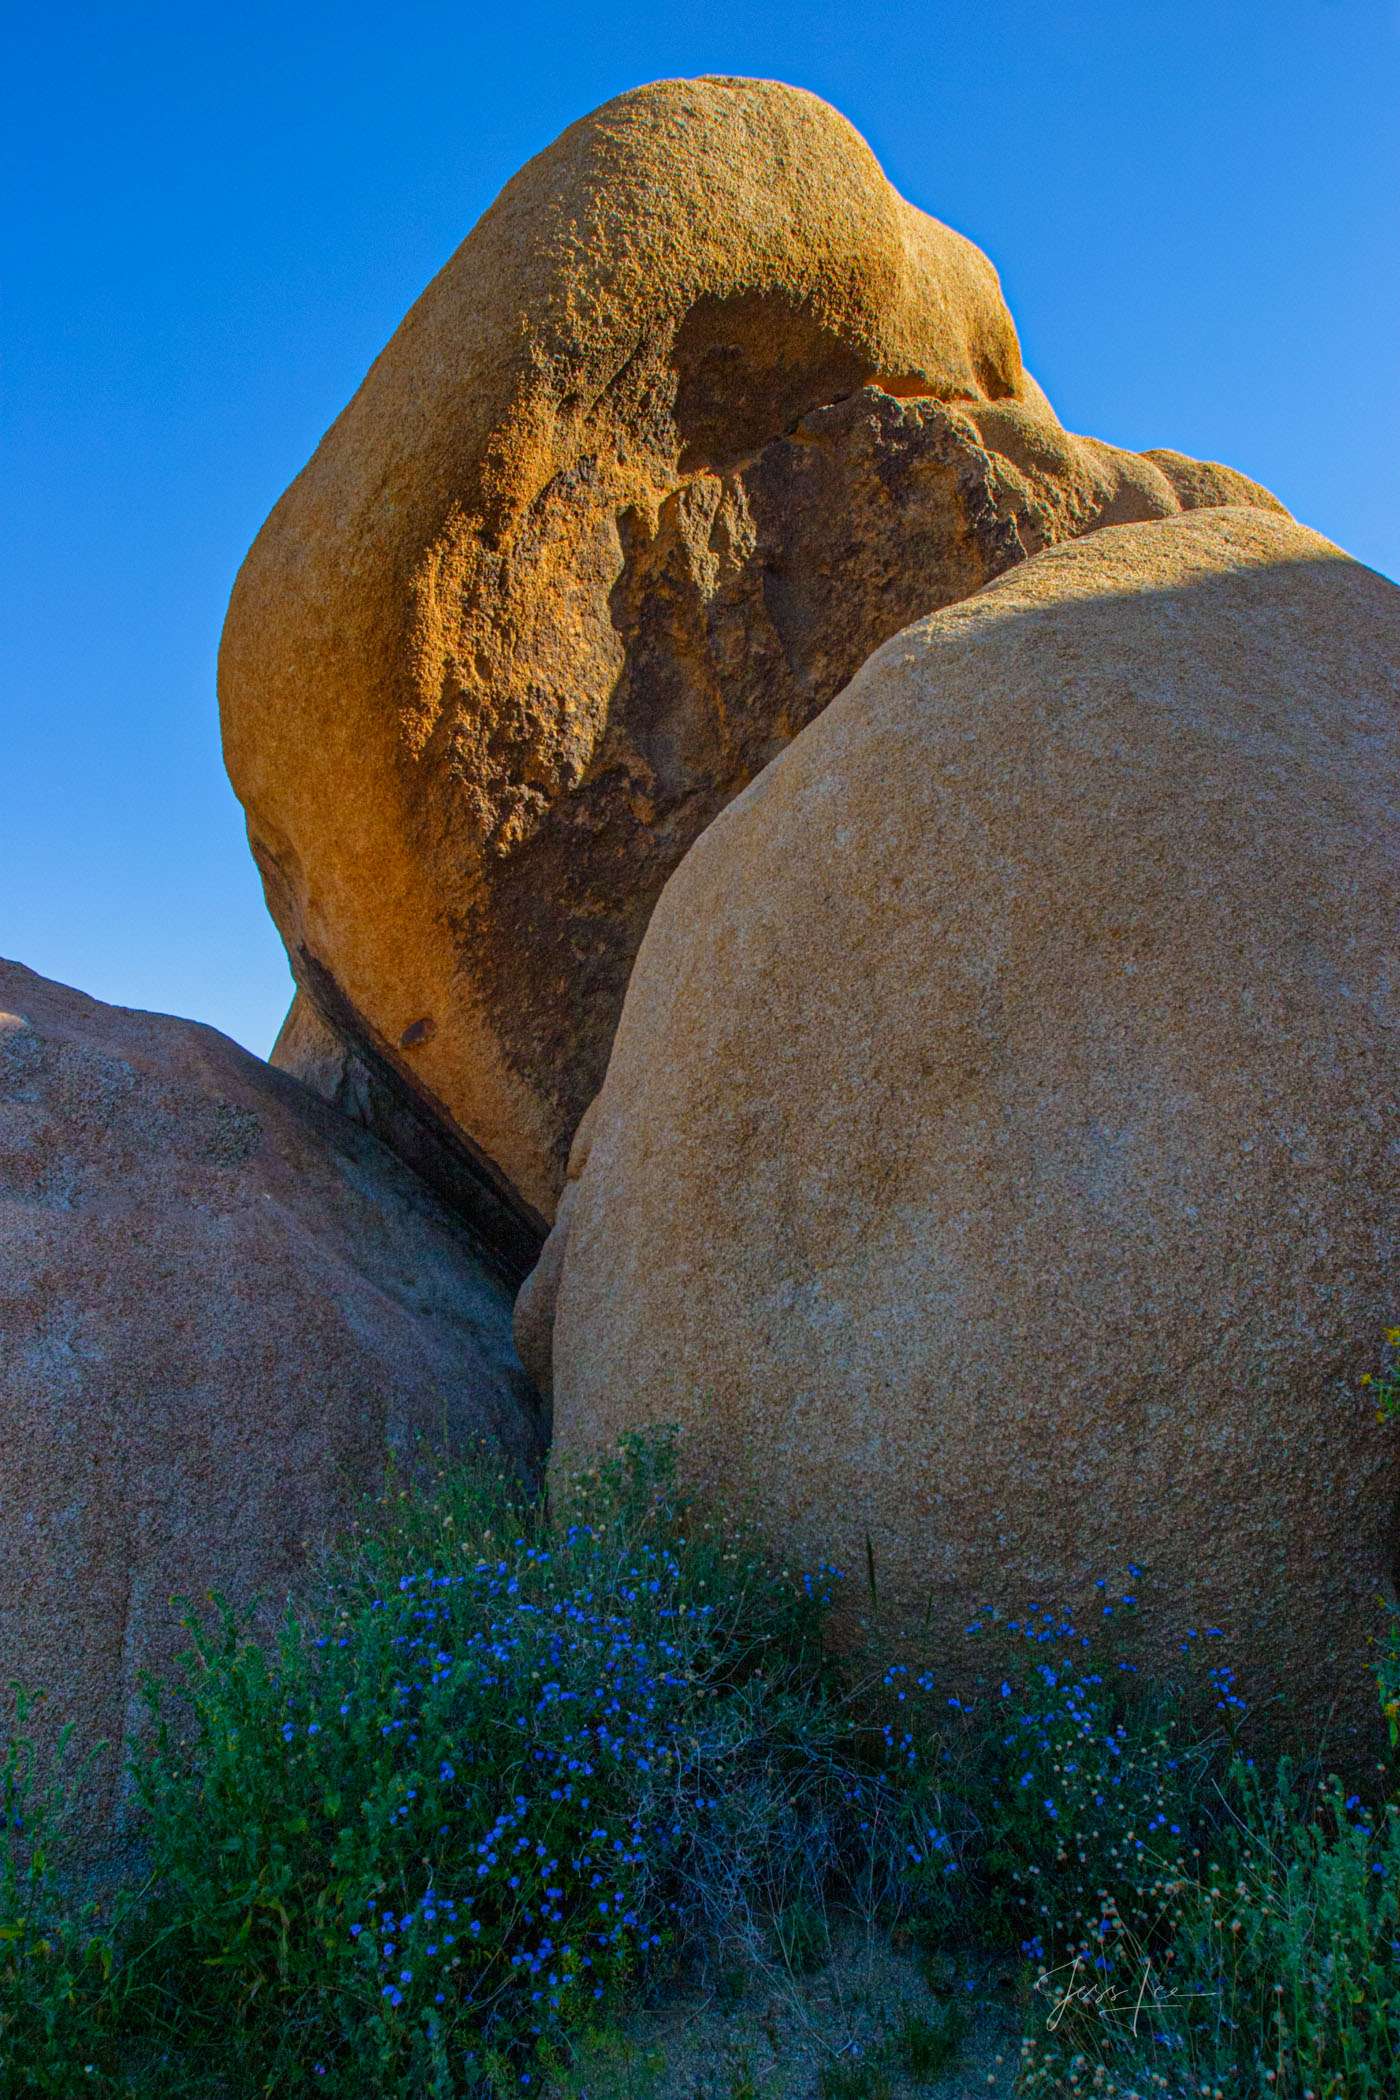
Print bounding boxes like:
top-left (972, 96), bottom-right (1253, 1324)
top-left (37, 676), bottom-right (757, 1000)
top-left (220, 76), bottom-right (1284, 1225)
top-left (0, 961), bottom-right (541, 1846)
top-left (544, 508), bottom-right (1400, 1733)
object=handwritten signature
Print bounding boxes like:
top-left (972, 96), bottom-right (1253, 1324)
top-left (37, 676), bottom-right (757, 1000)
top-left (1034, 1955), bottom-right (1202, 2033)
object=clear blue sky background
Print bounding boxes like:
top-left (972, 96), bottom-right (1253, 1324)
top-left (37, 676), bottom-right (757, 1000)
top-left (3, 1), bottom-right (1397, 1057)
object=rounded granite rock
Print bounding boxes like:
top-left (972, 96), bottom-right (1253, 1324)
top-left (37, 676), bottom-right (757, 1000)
top-left (0, 959), bottom-right (541, 1855)
top-left (546, 506), bottom-right (1400, 1735)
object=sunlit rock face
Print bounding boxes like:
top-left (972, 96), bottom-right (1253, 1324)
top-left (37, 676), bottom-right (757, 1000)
top-left (220, 75), bottom-right (1284, 1228)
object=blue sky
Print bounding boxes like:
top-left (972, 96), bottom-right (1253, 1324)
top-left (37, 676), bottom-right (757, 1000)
top-left (3, 1), bottom-right (1397, 1056)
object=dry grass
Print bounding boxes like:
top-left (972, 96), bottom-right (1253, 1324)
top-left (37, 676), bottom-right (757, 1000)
top-left (553, 1928), bottom-right (1021, 2100)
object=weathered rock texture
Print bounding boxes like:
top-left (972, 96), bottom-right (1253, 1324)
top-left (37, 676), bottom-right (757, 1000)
top-left (0, 960), bottom-right (541, 1844)
top-left (546, 508), bottom-right (1400, 1734)
top-left (220, 75), bottom-right (1286, 1223)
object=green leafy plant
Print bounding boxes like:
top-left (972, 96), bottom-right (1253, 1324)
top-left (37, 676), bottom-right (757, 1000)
top-left (0, 1686), bottom-right (126, 2097)
top-left (817, 2054), bottom-right (890, 2100)
top-left (118, 1435), bottom-right (892, 2094)
top-left (6, 1405), bottom-right (1400, 2096)
top-left (1018, 1760), bottom-right (1400, 2097)
top-left (1365, 1330), bottom-right (1400, 1750)
top-left (772, 1897), bottom-right (831, 1975)
top-left (891, 2001), bottom-right (968, 2080)
top-left (1360, 1326), bottom-right (1400, 1425)
top-left (886, 1582), bottom-right (1219, 1982)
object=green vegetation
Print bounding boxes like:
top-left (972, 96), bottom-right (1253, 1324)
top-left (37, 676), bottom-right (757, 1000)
top-left (4, 1340), bottom-right (1400, 2098)
top-left (889, 2003), bottom-right (969, 2081)
top-left (816, 2057), bottom-right (890, 2100)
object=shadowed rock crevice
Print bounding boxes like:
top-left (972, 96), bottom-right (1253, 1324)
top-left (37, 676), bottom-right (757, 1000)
top-left (277, 958), bottom-right (548, 1281)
